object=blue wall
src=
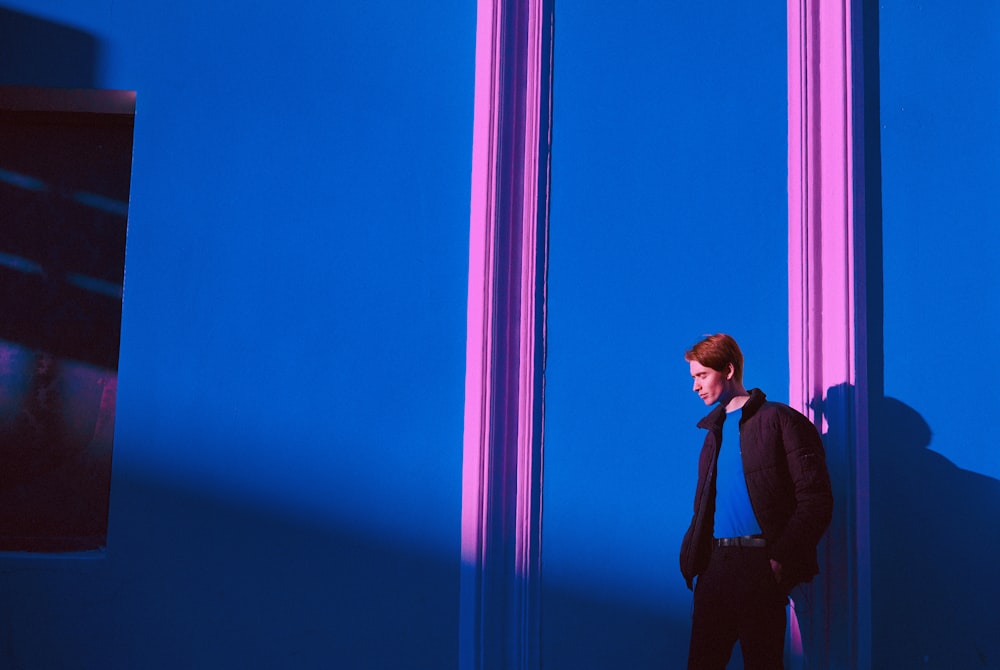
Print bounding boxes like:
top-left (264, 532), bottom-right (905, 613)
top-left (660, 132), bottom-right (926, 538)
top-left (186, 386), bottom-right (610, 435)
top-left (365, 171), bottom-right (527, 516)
top-left (0, 1), bottom-right (474, 667)
top-left (545, 3), bottom-right (1000, 668)
top-left (542, 2), bottom-right (788, 667)
top-left (874, 1), bottom-right (1000, 667)
top-left (5, 2), bottom-right (994, 668)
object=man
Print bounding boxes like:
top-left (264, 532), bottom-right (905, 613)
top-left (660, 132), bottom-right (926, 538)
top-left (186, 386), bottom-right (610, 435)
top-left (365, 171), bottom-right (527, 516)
top-left (679, 333), bottom-right (833, 669)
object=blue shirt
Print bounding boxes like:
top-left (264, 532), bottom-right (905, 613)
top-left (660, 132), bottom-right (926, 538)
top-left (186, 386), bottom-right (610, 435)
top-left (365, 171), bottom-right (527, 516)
top-left (713, 408), bottom-right (762, 538)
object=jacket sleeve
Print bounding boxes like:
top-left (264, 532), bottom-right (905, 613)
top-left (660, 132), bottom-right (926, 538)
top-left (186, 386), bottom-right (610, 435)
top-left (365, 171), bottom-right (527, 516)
top-left (679, 433), bottom-right (717, 590)
top-left (769, 411), bottom-right (833, 570)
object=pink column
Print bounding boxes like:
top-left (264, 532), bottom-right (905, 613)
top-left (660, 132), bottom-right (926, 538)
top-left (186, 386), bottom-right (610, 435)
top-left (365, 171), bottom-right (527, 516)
top-left (788, 0), bottom-right (872, 667)
top-left (460, 0), bottom-right (554, 668)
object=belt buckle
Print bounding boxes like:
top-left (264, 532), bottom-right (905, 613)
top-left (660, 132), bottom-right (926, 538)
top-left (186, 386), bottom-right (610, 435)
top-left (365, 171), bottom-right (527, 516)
top-left (715, 535), bottom-right (765, 548)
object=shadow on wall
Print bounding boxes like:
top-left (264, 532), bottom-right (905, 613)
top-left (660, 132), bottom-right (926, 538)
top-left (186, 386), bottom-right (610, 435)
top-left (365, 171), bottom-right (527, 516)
top-left (0, 7), bottom-right (98, 89)
top-left (0, 18), bottom-right (131, 548)
top-left (789, 382), bottom-right (1000, 670)
top-left (0, 6), bottom-right (111, 552)
top-left (820, 384), bottom-right (1000, 667)
top-left (0, 470), bottom-right (460, 668)
top-left (869, 395), bottom-right (1000, 669)
top-left (849, 1), bottom-right (1000, 664)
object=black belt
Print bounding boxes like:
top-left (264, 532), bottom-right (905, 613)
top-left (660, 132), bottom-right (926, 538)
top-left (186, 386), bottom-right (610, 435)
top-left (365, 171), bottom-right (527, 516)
top-left (714, 535), bottom-right (767, 548)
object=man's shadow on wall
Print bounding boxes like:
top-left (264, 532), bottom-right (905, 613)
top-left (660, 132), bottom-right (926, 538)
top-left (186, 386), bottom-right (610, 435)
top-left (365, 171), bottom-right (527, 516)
top-left (823, 384), bottom-right (1000, 668)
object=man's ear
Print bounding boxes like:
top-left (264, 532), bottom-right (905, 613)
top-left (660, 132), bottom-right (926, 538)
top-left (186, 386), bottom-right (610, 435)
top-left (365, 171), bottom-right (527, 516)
top-left (726, 363), bottom-right (735, 380)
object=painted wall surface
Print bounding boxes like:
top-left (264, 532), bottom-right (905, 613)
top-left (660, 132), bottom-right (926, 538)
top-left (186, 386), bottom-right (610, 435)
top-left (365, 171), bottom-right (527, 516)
top-left (542, 3), bottom-right (788, 667)
top-left (875, 2), bottom-right (1000, 667)
top-left (0, 1), bottom-right (474, 668)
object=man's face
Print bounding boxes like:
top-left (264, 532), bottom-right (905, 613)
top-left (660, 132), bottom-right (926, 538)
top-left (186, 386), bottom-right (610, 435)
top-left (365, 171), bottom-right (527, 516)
top-left (689, 359), bottom-right (732, 406)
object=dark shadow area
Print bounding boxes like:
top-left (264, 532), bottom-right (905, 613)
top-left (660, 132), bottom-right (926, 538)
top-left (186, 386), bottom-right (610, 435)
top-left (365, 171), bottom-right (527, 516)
top-left (812, 383), bottom-right (1000, 669)
top-left (0, 14), bottom-right (131, 551)
top-left (869, 396), bottom-right (1000, 668)
top-left (0, 96), bottom-right (132, 371)
top-left (858, 0), bottom-right (884, 404)
top-left (0, 348), bottom-right (114, 550)
top-left (805, 383), bottom-right (857, 670)
top-left (0, 471), bottom-right (459, 668)
top-left (0, 7), bottom-right (98, 89)
top-left (541, 582), bottom-right (690, 670)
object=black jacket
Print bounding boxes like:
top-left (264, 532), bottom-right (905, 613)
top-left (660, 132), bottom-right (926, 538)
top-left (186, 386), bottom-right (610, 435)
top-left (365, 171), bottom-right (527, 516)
top-left (679, 389), bottom-right (833, 590)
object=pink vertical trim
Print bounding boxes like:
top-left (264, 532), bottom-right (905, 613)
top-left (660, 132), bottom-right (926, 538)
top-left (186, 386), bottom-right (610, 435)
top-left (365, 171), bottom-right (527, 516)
top-left (789, 598), bottom-right (804, 658)
top-left (788, 0), bottom-right (871, 668)
top-left (461, 0), bottom-right (498, 571)
top-left (460, 0), bottom-right (553, 668)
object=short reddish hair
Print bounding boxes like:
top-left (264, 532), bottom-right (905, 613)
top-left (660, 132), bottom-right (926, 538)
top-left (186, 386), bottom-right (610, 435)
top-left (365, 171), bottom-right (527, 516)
top-left (685, 333), bottom-right (744, 383)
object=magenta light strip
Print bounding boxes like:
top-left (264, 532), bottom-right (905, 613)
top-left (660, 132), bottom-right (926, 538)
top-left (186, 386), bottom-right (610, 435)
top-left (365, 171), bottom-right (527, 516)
top-left (788, 0), bottom-right (872, 668)
top-left (460, 0), bottom-right (554, 668)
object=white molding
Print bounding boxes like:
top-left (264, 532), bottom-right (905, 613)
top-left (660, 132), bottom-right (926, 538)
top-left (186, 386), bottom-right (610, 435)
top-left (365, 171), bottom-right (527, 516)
top-left (459, 0), bottom-right (553, 668)
top-left (787, 0), bottom-right (871, 667)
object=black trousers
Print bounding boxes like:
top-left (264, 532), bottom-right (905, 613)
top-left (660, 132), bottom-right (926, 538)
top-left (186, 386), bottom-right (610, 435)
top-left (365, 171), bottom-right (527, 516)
top-left (687, 545), bottom-right (788, 670)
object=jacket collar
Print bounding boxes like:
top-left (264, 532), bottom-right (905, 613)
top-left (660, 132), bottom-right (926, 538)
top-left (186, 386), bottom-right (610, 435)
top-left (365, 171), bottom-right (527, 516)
top-left (696, 388), bottom-right (767, 430)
